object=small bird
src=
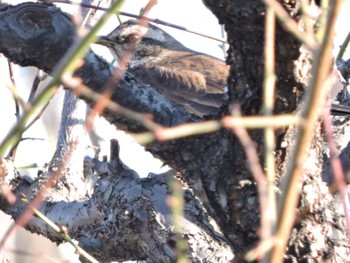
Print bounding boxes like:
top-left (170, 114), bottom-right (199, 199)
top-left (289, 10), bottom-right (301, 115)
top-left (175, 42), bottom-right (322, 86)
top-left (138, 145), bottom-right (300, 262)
top-left (96, 19), bottom-right (229, 117)
top-left (97, 19), bottom-right (350, 117)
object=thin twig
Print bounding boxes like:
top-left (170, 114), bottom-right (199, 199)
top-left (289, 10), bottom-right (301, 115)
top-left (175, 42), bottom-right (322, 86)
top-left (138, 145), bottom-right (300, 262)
top-left (167, 177), bottom-right (188, 263)
top-left (28, 70), bottom-right (47, 104)
top-left (133, 113), bottom-right (300, 145)
top-left (6, 61), bottom-right (20, 159)
top-left (336, 31), bottom-right (350, 61)
top-left (227, 111), bottom-right (268, 250)
top-left (61, 74), bottom-right (160, 131)
top-left (21, 197), bottom-right (99, 263)
top-left (139, 0), bottom-right (157, 17)
top-left (62, 71), bottom-right (301, 144)
top-left (260, 6), bottom-right (277, 262)
top-left (0, 140), bottom-right (78, 251)
top-left (5, 98), bottom-right (53, 159)
top-left (222, 114), bottom-right (301, 129)
top-left (0, 0), bottom-right (127, 157)
top-left (269, 0), bottom-right (342, 261)
top-left (7, 70), bottom-right (49, 159)
top-left (264, 0), bottom-right (316, 49)
top-left (40, 0), bottom-right (228, 44)
top-left (86, 5), bottom-right (157, 130)
top-left (79, 0), bottom-right (111, 131)
top-left (7, 61), bottom-right (19, 120)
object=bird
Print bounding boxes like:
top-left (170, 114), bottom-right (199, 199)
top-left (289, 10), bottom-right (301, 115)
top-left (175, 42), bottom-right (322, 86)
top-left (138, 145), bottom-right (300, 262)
top-left (96, 19), bottom-right (350, 117)
top-left (96, 19), bottom-right (229, 117)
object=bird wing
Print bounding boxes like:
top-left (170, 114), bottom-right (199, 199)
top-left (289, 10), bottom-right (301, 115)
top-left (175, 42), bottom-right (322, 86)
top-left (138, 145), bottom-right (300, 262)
top-left (129, 52), bottom-right (228, 116)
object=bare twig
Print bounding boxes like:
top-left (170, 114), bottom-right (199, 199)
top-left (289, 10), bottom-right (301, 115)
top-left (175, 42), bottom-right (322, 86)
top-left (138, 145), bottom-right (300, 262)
top-left (62, 71), bottom-right (302, 145)
top-left (6, 61), bottom-right (20, 159)
top-left (21, 197), bottom-right (99, 263)
top-left (0, 140), bottom-right (78, 251)
top-left (28, 70), bottom-right (47, 104)
top-left (61, 74), bottom-right (160, 131)
top-left (264, 0), bottom-right (316, 49)
top-left (7, 70), bottom-right (49, 159)
top-left (167, 177), bottom-right (188, 263)
top-left (40, 0), bottom-right (227, 43)
top-left (86, 0), bottom-right (158, 130)
top-left (140, 0), bottom-right (157, 17)
top-left (7, 61), bottom-right (19, 120)
top-left (226, 109), bottom-right (269, 259)
top-left (336, 31), bottom-right (350, 61)
top-left (0, 0), bottom-right (127, 157)
top-left (257, 5), bottom-right (277, 261)
top-left (221, 115), bottom-right (301, 129)
top-left (269, 0), bottom-right (342, 261)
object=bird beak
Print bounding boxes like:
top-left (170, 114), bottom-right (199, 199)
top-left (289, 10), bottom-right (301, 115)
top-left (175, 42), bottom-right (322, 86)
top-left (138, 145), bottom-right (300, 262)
top-left (95, 36), bottom-right (112, 47)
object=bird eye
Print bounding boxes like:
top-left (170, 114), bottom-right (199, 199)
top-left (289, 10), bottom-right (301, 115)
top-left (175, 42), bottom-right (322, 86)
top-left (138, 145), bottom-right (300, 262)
top-left (126, 33), bottom-right (141, 44)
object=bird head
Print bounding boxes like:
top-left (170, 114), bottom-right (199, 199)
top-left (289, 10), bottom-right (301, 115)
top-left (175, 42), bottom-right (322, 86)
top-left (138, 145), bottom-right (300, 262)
top-left (96, 20), bottom-right (189, 65)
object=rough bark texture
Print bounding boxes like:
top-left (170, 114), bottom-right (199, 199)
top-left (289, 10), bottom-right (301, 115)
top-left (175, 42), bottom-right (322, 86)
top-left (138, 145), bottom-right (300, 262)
top-left (0, 1), bottom-right (349, 262)
top-left (201, 0), bottom-right (350, 262)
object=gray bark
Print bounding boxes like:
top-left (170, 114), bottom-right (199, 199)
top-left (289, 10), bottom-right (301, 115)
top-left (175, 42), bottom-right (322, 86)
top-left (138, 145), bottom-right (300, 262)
top-left (0, 1), bottom-right (349, 262)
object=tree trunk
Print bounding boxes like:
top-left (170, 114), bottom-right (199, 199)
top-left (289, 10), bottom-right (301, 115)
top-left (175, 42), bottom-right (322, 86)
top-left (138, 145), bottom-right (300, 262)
top-left (0, 1), bottom-right (349, 262)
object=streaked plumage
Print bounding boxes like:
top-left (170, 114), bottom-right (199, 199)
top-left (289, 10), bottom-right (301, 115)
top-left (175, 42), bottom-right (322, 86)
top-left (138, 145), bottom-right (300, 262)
top-left (97, 20), bottom-right (229, 117)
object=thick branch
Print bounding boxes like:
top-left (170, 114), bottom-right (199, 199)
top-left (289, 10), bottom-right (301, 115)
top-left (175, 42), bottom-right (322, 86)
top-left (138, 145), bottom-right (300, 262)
top-left (0, 3), bottom-right (236, 261)
top-left (1, 1), bottom-right (350, 262)
top-left (0, 141), bottom-right (234, 262)
top-left (0, 2), bottom-right (197, 130)
top-left (0, 2), bottom-right (237, 240)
